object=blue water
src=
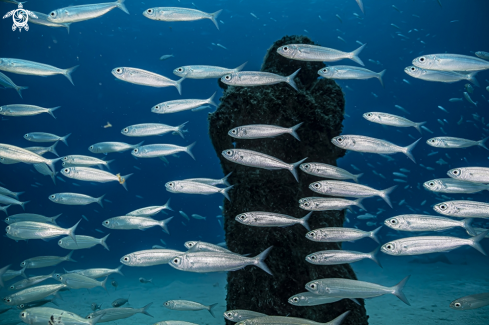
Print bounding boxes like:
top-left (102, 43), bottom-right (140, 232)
top-left (1, 0), bottom-right (489, 323)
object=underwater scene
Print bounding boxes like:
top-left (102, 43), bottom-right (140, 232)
top-left (1, 0), bottom-right (489, 324)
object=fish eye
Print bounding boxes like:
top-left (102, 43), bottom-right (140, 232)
top-left (429, 182), bottom-right (434, 186)
top-left (239, 215), bottom-right (246, 220)
top-left (304, 202), bottom-right (309, 207)
top-left (309, 231), bottom-right (315, 237)
top-left (58, 240), bottom-right (62, 244)
top-left (124, 257), bottom-right (129, 261)
top-left (303, 164), bottom-right (309, 168)
top-left (310, 284), bottom-right (316, 289)
top-left (123, 128), bottom-right (128, 132)
top-left (410, 67), bottom-right (415, 71)
top-left (62, 162), bottom-right (66, 166)
top-left (313, 183), bottom-right (320, 188)
top-left (321, 68), bottom-right (327, 73)
top-left (292, 297), bottom-right (299, 302)
top-left (177, 68), bottom-right (183, 72)
top-left (9, 285), bottom-right (14, 289)
top-left (337, 137), bottom-right (343, 142)
top-left (430, 139), bottom-right (435, 143)
top-left (50, 195), bottom-right (55, 199)
top-left (63, 157), bottom-right (68, 160)
top-left (168, 182), bottom-right (173, 186)
top-left (283, 46), bottom-right (288, 51)
top-left (21, 312), bottom-right (25, 317)
top-left (64, 168), bottom-right (69, 173)
top-left (104, 221), bottom-right (109, 225)
top-left (231, 129), bottom-right (237, 134)
top-left (386, 244), bottom-right (393, 249)
top-left (87, 316), bottom-right (92, 319)
top-left (419, 57), bottom-right (425, 62)
top-left (6, 226), bottom-right (10, 231)
top-left (50, 11), bottom-right (56, 17)
top-left (90, 145), bottom-right (94, 149)
top-left (133, 149), bottom-right (138, 153)
top-left (454, 303), bottom-right (461, 307)
top-left (390, 219), bottom-right (397, 224)
top-left (5, 218), bottom-right (9, 221)
top-left (440, 205), bottom-right (446, 210)
top-left (20, 261), bottom-right (25, 266)
top-left (154, 105), bottom-right (160, 109)
top-left (173, 258), bottom-right (179, 263)
top-left (24, 134), bottom-right (28, 137)
top-left (165, 302), bottom-right (169, 306)
top-left (226, 312), bottom-right (232, 317)
top-left (20, 304), bottom-right (24, 309)
top-left (453, 170), bottom-right (459, 175)
top-left (147, 9), bottom-right (153, 14)
top-left (226, 150), bottom-right (232, 155)
top-left (367, 113), bottom-right (372, 117)
top-left (188, 243), bottom-right (193, 247)
top-left (225, 75), bottom-right (231, 80)
top-left (310, 255), bottom-right (316, 260)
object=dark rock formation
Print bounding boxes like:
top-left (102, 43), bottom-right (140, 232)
top-left (208, 35), bottom-right (369, 325)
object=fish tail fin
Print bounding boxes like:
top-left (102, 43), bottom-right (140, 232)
top-left (159, 217), bottom-right (173, 234)
top-left (176, 121), bottom-right (188, 139)
top-left (221, 172), bottom-right (233, 186)
top-left (220, 185), bottom-right (234, 202)
top-left (119, 173), bottom-right (133, 191)
top-left (300, 212), bottom-right (312, 231)
top-left (369, 246), bottom-right (382, 268)
top-left (175, 77), bottom-right (185, 95)
top-left (349, 43), bottom-right (366, 66)
top-left (163, 198), bottom-right (173, 211)
top-left (403, 137), bottom-right (421, 163)
top-left (467, 71), bottom-right (479, 87)
top-left (116, 264), bottom-right (124, 276)
top-left (101, 276), bottom-right (109, 293)
top-left (353, 173), bottom-right (364, 183)
top-left (391, 275), bottom-right (411, 305)
top-left (51, 213), bottom-right (62, 225)
top-left (253, 246), bottom-right (273, 275)
top-left (207, 92), bottom-right (218, 107)
top-left (325, 311), bottom-right (351, 325)
top-left (46, 158), bottom-right (60, 173)
top-left (209, 9), bottom-right (222, 30)
top-left (50, 171), bottom-right (57, 185)
top-left (104, 159), bottom-right (115, 171)
top-left (141, 302), bottom-right (154, 317)
top-left (64, 65), bottom-right (79, 86)
top-left (68, 219), bottom-right (82, 245)
top-left (478, 137), bottom-right (489, 151)
top-left (0, 264), bottom-right (10, 287)
top-left (15, 85), bottom-right (28, 98)
top-left (65, 250), bottom-right (76, 262)
top-left (463, 218), bottom-right (475, 236)
top-left (354, 198), bottom-right (366, 211)
top-left (47, 106), bottom-right (60, 119)
top-left (208, 303), bottom-right (218, 318)
top-left (13, 191), bottom-right (24, 199)
top-left (369, 226), bottom-right (382, 243)
top-left (64, 23), bottom-right (71, 34)
top-left (379, 185), bottom-right (397, 208)
top-left (19, 266), bottom-right (26, 279)
top-left (100, 234), bottom-right (110, 251)
top-left (469, 230), bottom-right (489, 255)
top-left (20, 200), bottom-right (29, 210)
top-left (377, 69), bottom-right (386, 87)
top-left (289, 122), bottom-right (303, 141)
top-left (49, 142), bottom-right (59, 157)
top-left (185, 142), bottom-right (196, 160)
top-left (116, 0), bottom-right (129, 14)
top-left (88, 313), bottom-right (104, 325)
top-left (414, 121), bottom-right (426, 134)
top-left (290, 157), bottom-right (308, 182)
top-left (234, 61), bottom-right (247, 72)
top-left (0, 205), bottom-right (10, 216)
top-left (286, 68), bottom-right (301, 91)
top-left (61, 133), bottom-right (71, 146)
top-left (97, 194), bottom-right (106, 208)
top-left (132, 141), bottom-right (145, 149)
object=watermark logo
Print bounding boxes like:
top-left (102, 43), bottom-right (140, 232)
top-left (3, 3), bottom-right (37, 32)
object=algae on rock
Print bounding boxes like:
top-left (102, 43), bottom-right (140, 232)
top-left (208, 35), bottom-right (369, 325)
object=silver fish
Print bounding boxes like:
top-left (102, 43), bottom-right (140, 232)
top-left (306, 226), bottom-right (381, 243)
top-left (224, 310), bottom-right (267, 322)
top-left (151, 94), bottom-right (216, 114)
top-left (448, 167), bottom-right (489, 183)
top-left (64, 266), bottom-right (123, 279)
top-left (132, 143), bottom-right (195, 160)
top-left (222, 148), bottom-right (307, 182)
top-left (62, 155), bottom-right (112, 168)
top-left (48, 0), bottom-right (129, 23)
top-left (463, 91), bottom-right (477, 106)
top-left (235, 211), bottom-right (311, 230)
top-left (160, 54), bottom-right (174, 61)
top-left (306, 248), bottom-right (381, 267)
top-left (121, 122), bottom-right (187, 138)
top-left (9, 272), bottom-right (55, 290)
top-left (60, 167), bottom-right (132, 191)
top-left (34, 163), bottom-right (57, 184)
top-left (112, 297), bottom-right (129, 307)
top-left (143, 7), bottom-right (222, 29)
top-left (331, 135), bottom-right (421, 163)
top-left (173, 62), bottom-right (247, 79)
top-left (5, 213), bottom-right (61, 225)
top-left (426, 136), bottom-right (487, 150)
top-left (86, 303), bottom-right (153, 322)
top-left (102, 216), bottom-right (173, 233)
top-left (277, 43), bottom-right (366, 66)
top-left (21, 251), bottom-right (75, 269)
top-left (30, 11), bottom-right (71, 33)
top-left (475, 51), bottom-right (489, 60)
top-left (112, 67), bottom-right (185, 95)
top-left (319, 66), bottom-right (385, 86)
top-left (58, 234), bottom-right (110, 251)
top-left (126, 200), bottom-right (172, 217)
top-left (0, 71), bottom-right (28, 98)
top-left (121, 249), bottom-right (183, 266)
top-left (288, 292), bottom-right (347, 306)
top-left (49, 193), bottom-right (105, 207)
top-left (6, 220), bottom-right (80, 243)
top-left (299, 197), bottom-right (365, 211)
top-left (2, 283), bottom-right (67, 305)
top-left (309, 180), bottom-right (397, 208)
top-left (300, 162), bottom-right (362, 183)
top-left (434, 200), bottom-right (489, 218)
top-left (0, 194), bottom-right (29, 210)
top-left (450, 292), bottom-right (489, 310)
top-left (2, 267), bottom-right (25, 282)
top-left (412, 53), bottom-right (489, 71)
top-left (305, 277), bottom-right (410, 305)
top-left (0, 58), bottom-right (78, 85)
top-left (236, 311), bottom-right (350, 325)
top-left (169, 247), bottom-right (273, 275)
top-left (184, 173), bottom-right (232, 186)
top-left (384, 214), bottom-right (474, 234)
top-left (26, 143), bottom-right (59, 157)
top-left (20, 307), bottom-right (102, 325)
top-left (0, 186), bottom-right (23, 199)
top-left (88, 141), bottom-right (143, 154)
top-left (228, 123), bottom-right (302, 141)
top-left (363, 112), bottom-right (426, 134)
top-left (163, 300), bottom-right (217, 317)
top-left (58, 273), bottom-right (107, 290)
top-left (165, 180), bottom-right (233, 201)
top-left (24, 132), bottom-right (71, 146)
top-left (381, 232), bottom-right (488, 256)
top-left (221, 69), bottom-right (300, 91)
top-left (423, 178), bottom-right (489, 194)
top-left (185, 241), bottom-right (232, 254)
top-left (404, 66), bottom-right (479, 85)
top-left (0, 143), bottom-right (58, 172)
